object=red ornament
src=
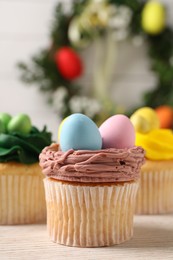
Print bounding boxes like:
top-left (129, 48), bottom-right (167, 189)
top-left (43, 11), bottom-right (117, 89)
top-left (55, 47), bottom-right (83, 80)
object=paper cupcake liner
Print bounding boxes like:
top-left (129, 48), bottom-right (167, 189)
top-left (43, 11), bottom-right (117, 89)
top-left (44, 178), bottom-right (139, 247)
top-left (0, 166), bottom-right (46, 224)
top-left (136, 169), bottom-right (173, 214)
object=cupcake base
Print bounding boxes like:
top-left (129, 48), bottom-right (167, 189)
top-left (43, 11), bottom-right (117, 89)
top-left (0, 162), bottom-right (46, 225)
top-left (136, 160), bottom-right (173, 214)
top-left (44, 178), bottom-right (139, 247)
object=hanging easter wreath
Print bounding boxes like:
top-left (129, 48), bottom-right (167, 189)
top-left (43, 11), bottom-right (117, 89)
top-left (18, 0), bottom-right (173, 123)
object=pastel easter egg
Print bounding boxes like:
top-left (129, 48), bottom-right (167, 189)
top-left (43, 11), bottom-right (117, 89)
top-left (142, 1), bottom-right (165, 35)
top-left (130, 114), bottom-right (151, 134)
top-left (59, 113), bottom-right (102, 152)
top-left (0, 113), bottom-right (12, 131)
top-left (0, 120), bottom-right (5, 134)
top-left (99, 115), bottom-right (135, 149)
top-left (155, 105), bottom-right (173, 128)
top-left (7, 114), bottom-right (32, 134)
top-left (130, 107), bottom-right (160, 133)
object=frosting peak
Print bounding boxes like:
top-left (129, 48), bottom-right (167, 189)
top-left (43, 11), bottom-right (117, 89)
top-left (0, 126), bottom-right (52, 164)
top-left (136, 129), bottom-right (173, 160)
top-left (39, 143), bottom-right (145, 183)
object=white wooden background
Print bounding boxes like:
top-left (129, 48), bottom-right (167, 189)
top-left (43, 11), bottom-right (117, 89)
top-left (0, 0), bottom-right (173, 138)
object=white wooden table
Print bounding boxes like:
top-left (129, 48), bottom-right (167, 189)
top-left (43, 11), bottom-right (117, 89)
top-left (0, 215), bottom-right (173, 260)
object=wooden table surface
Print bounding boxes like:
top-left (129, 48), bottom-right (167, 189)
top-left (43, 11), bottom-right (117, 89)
top-left (0, 215), bottom-right (173, 260)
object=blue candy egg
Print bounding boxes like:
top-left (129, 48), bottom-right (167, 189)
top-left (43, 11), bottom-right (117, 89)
top-left (59, 113), bottom-right (102, 151)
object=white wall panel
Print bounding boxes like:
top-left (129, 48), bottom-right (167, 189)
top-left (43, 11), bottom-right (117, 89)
top-left (0, 40), bottom-right (47, 77)
top-left (0, 2), bottom-right (53, 35)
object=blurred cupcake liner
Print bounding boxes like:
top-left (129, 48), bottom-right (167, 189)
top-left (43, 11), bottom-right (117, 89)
top-left (44, 178), bottom-right (139, 247)
top-left (0, 163), bottom-right (46, 225)
top-left (136, 160), bottom-right (173, 214)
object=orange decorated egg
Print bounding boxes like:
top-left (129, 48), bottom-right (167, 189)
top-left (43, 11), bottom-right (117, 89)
top-left (155, 105), bottom-right (173, 128)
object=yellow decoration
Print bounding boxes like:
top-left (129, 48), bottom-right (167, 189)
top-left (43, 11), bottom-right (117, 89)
top-left (130, 107), bottom-right (160, 133)
top-left (142, 1), bottom-right (166, 34)
top-left (136, 129), bottom-right (173, 160)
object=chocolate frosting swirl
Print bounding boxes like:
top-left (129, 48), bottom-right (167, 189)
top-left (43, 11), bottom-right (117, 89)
top-left (39, 143), bottom-right (145, 183)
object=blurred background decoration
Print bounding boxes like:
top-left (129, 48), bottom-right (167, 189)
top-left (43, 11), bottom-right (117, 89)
top-left (18, 0), bottom-right (173, 124)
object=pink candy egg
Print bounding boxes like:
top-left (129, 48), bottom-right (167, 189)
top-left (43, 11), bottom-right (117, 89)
top-left (99, 115), bottom-right (135, 149)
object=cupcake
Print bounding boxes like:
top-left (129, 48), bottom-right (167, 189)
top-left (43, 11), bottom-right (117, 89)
top-left (40, 113), bottom-right (145, 247)
top-left (0, 113), bottom-right (52, 224)
top-left (130, 107), bottom-right (173, 214)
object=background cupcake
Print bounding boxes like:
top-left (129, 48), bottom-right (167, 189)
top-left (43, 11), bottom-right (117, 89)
top-left (130, 107), bottom-right (173, 214)
top-left (0, 113), bottom-right (52, 224)
top-left (40, 113), bottom-right (145, 247)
